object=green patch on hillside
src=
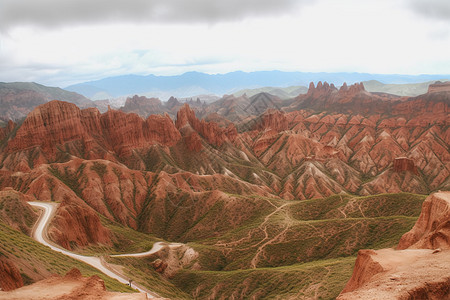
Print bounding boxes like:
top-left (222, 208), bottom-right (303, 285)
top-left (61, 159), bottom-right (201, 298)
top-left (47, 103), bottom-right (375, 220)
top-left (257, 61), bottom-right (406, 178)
top-left (290, 193), bottom-right (425, 221)
top-left (0, 191), bottom-right (37, 235)
top-left (108, 256), bottom-right (191, 299)
top-left (80, 192), bottom-right (427, 299)
top-left (0, 221), bottom-right (134, 293)
top-left (77, 216), bottom-right (161, 256)
top-left (185, 193), bottom-right (422, 271)
top-left (174, 256), bottom-right (355, 299)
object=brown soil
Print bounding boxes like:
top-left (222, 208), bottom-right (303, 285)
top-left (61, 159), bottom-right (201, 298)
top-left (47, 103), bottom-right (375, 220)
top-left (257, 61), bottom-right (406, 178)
top-left (0, 268), bottom-right (150, 300)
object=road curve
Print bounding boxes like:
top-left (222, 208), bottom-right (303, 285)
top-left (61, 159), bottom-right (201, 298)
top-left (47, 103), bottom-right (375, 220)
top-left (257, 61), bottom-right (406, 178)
top-left (29, 201), bottom-right (160, 298)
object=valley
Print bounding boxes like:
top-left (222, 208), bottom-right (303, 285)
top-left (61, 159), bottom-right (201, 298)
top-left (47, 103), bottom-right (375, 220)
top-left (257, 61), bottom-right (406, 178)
top-left (0, 80), bottom-right (448, 299)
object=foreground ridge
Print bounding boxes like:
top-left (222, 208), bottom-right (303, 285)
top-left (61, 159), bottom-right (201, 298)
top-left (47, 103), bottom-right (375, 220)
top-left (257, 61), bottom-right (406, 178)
top-left (338, 191), bottom-right (450, 299)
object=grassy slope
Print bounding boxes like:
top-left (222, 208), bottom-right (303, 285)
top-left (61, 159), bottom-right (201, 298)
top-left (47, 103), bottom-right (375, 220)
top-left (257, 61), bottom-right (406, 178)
top-left (109, 256), bottom-right (191, 299)
top-left (75, 216), bottom-right (161, 256)
top-left (102, 192), bottom-right (426, 299)
top-left (0, 221), bottom-right (134, 292)
top-left (172, 257), bottom-right (356, 300)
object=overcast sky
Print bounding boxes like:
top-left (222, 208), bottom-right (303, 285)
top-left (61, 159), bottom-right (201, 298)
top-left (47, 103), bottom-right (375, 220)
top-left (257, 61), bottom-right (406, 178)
top-left (0, 0), bottom-right (449, 87)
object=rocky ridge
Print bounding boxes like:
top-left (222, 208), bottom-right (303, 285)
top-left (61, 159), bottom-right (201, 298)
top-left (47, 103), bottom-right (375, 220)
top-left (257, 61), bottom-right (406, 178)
top-left (338, 191), bottom-right (450, 299)
top-left (0, 257), bottom-right (23, 292)
top-left (0, 268), bottom-right (148, 299)
top-left (0, 82), bottom-right (448, 249)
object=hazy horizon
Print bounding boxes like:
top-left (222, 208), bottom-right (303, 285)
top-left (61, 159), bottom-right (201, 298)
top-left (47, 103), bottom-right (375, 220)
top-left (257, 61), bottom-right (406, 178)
top-left (0, 0), bottom-right (449, 87)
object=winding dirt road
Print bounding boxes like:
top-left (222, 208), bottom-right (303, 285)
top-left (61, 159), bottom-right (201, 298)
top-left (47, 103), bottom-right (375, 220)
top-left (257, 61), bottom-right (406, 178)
top-left (29, 201), bottom-right (165, 299)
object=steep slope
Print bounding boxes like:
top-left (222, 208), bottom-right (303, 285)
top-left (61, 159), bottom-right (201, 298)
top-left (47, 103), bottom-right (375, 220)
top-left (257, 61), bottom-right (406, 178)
top-left (0, 82), bottom-right (97, 121)
top-left (338, 191), bottom-right (450, 300)
top-left (0, 257), bottom-right (24, 291)
top-left (0, 188), bottom-right (37, 235)
top-left (0, 268), bottom-right (146, 299)
top-left (0, 84), bottom-right (448, 199)
top-left (0, 219), bottom-right (134, 292)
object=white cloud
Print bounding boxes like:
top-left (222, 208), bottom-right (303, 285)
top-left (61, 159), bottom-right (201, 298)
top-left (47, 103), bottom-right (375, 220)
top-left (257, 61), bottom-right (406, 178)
top-left (0, 0), bottom-right (448, 87)
top-left (0, 0), bottom-right (312, 31)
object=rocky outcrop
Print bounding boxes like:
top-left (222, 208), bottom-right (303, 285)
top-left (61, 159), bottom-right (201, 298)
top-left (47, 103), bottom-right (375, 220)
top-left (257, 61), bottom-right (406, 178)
top-left (4, 100), bottom-right (181, 161)
top-left (152, 258), bottom-right (168, 274)
top-left (100, 109), bottom-right (180, 156)
top-left (393, 157), bottom-right (418, 174)
top-left (397, 191), bottom-right (450, 250)
top-left (428, 81), bottom-right (450, 93)
top-left (120, 95), bottom-right (165, 117)
top-left (49, 198), bottom-right (112, 250)
top-left (339, 249), bottom-right (384, 294)
top-left (0, 257), bottom-right (23, 291)
top-left (176, 104), bottom-right (237, 148)
top-left (6, 100), bottom-right (88, 156)
top-left (337, 248), bottom-right (450, 300)
top-left (338, 192), bottom-right (450, 299)
top-left (0, 268), bottom-right (148, 299)
top-left (306, 81), bottom-right (337, 98)
top-left (252, 109), bottom-right (288, 132)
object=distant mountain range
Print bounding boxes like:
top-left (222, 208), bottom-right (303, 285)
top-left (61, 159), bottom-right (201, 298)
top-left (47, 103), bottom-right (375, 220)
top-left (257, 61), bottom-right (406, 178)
top-left (232, 79), bottom-right (450, 99)
top-left (65, 71), bottom-right (450, 100)
top-left (0, 82), bottom-right (104, 121)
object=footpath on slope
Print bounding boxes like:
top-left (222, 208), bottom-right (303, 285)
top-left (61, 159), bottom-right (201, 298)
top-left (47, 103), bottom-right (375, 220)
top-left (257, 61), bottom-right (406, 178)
top-left (29, 201), bottom-right (180, 299)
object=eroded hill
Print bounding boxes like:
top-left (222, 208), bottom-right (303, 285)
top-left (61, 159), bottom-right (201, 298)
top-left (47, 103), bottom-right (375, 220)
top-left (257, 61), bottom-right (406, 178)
top-left (0, 81), bottom-right (448, 299)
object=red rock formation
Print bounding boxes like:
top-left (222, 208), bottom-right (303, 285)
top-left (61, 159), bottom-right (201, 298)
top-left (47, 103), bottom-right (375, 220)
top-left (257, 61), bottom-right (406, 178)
top-left (397, 191), bottom-right (450, 250)
top-left (5, 100), bottom-right (181, 160)
top-left (120, 95), bottom-right (165, 117)
top-left (152, 259), bottom-right (168, 274)
top-left (49, 197), bottom-right (112, 250)
top-left (393, 157), bottom-right (418, 174)
top-left (253, 109), bottom-right (288, 132)
top-left (340, 249), bottom-right (383, 294)
top-left (428, 81), bottom-right (450, 93)
top-left (184, 132), bottom-right (202, 152)
top-left (0, 257), bottom-right (23, 291)
top-left (0, 120), bottom-right (15, 141)
top-left (339, 192), bottom-right (450, 299)
top-left (6, 100), bottom-right (88, 156)
top-left (0, 268), bottom-right (147, 299)
top-left (306, 81), bottom-right (337, 98)
top-left (176, 104), bottom-right (237, 147)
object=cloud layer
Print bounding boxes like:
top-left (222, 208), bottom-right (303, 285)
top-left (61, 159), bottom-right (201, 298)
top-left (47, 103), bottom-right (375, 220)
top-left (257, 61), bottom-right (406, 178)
top-left (0, 0), bottom-right (310, 30)
top-left (408, 0), bottom-right (450, 21)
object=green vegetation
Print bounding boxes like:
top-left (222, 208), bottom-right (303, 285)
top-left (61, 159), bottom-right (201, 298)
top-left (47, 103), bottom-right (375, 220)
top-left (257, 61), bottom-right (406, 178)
top-left (172, 257), bottom-right (356, 299)
top-left (48, 165), bottom-right (83, 197)
top-left (77, 216), bottom-right (161, 255)
top-left (289, 193), bottom-right (426, 221)
top-left (100, 192), bottom-right (425, 299)
top-left (0, 191), bottom-right (38, 234)
top-left (109, 256), bottom-right (191, 299)
top-left (0, 221), bottom-right (134, 293)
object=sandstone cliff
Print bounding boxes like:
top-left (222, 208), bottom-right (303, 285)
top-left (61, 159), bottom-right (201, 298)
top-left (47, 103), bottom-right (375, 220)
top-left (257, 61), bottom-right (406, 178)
top-left (0, 268), bottom-right (148, 299)
top-left (338, 191), bottom-right (450, 300)
top-left (428, 81), bottom-right (450, 93)
top-left (176, 103), bottom-right (237, 149)
top-left (49, 198), bottom-right (112, 250)
top-left (397, 191), bottom-right (450, 250)
top-left (393, 157), bottom-right (418, 174)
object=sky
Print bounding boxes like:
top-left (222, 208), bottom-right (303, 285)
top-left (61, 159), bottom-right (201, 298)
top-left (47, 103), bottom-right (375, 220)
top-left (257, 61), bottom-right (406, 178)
top-left (0, 0), bottom-right (449, 87)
